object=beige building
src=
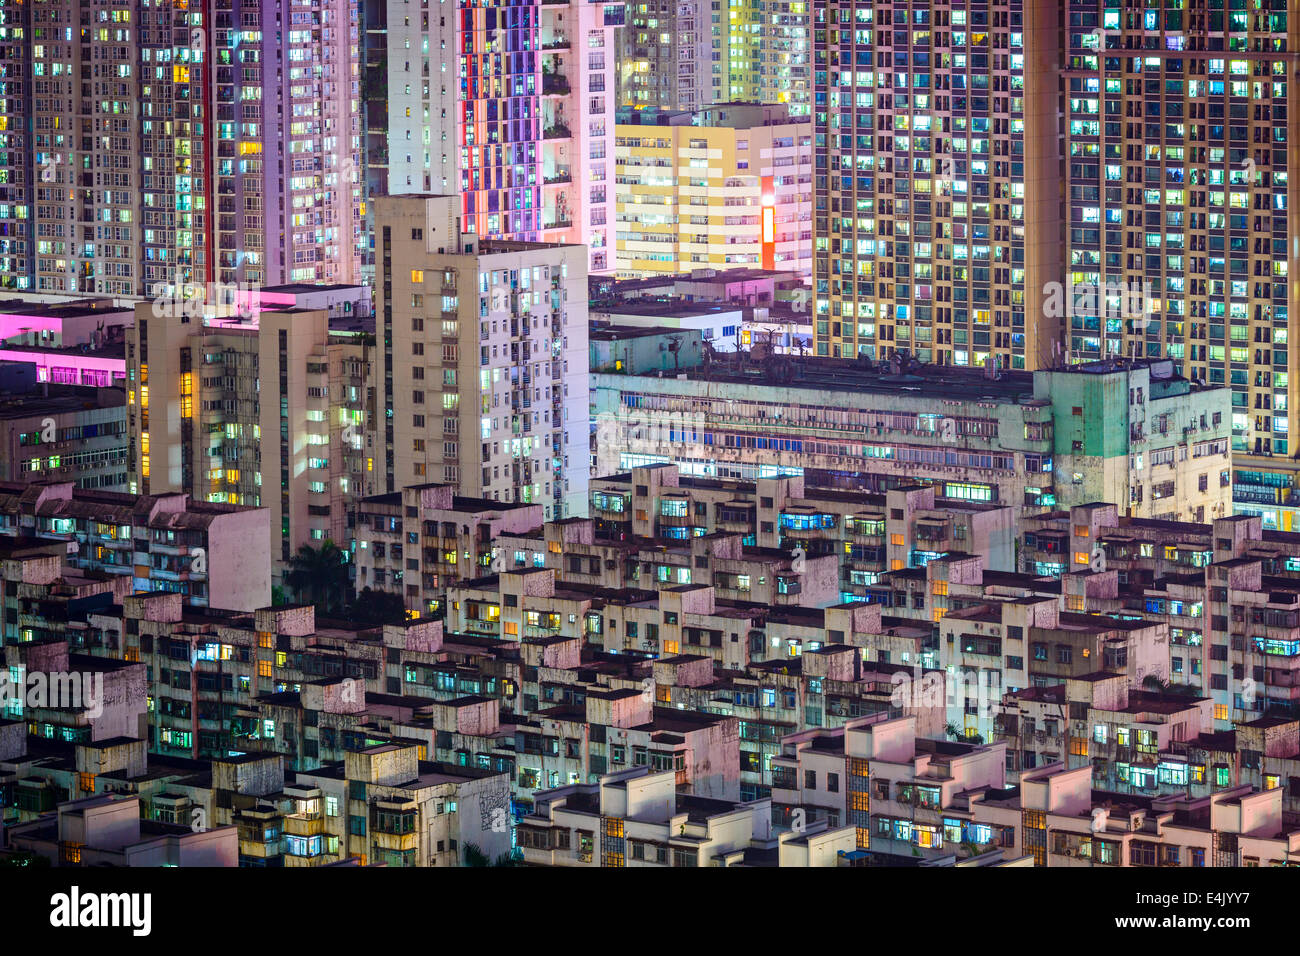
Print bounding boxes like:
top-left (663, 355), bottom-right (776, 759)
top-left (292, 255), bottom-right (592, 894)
top-left (615, 104), bottom-right (812, 278)
top-left (372, 195), bottom-right (590, 520)
top-left (126, 302), bottom-right (372, 580)
top-left (294, 742), bottom-right (512, 868)
top-left (354, 482), bottom-right (542, 616)
top-left (519, 766), bottom-right (776, 867)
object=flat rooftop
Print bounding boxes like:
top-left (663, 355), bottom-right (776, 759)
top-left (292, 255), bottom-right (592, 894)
top-left (601, 353), bottom-right (1044, 404)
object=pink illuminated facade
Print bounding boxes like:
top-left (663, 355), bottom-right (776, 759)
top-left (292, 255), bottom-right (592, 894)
top-left (0, 348), bottom-right (126, 389)
top-left (384, 0), bottom-right (622, 275)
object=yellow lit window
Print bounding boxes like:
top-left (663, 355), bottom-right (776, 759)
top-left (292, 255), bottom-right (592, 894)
top-left (503, 621), bottom-right (518, 635)
top-left (890, 534), bottom-right (904, 546)
top-left (1265, 774), bottom-right (1280, 791)
top-left (258, 631), bottom-right (273, 648)
top-left (1214, 704), bottom-right (1230, 721)
top-left (663, 640), bottom-right (680, 654)
top-left (1069, 737), bottom-right (1089, 756)
top-left (931, 581), bottom-right (948, 596)
top-left (411, 269), bottom-right (424, 283)
top-left (124, 647), bottom-right (139, 663)
top-left (1066, 594), bottom-right (1085, 611)
top-left (275, 651), bottom-right (287, 668)
top-left (1073, 525), bottom-right (1089, 537)
top-left (548, 541), bottom-right (562, 553)
top-left (891, 559), bottom-right (904, 571)
top-left (1074, 551), bottom-right (1090, 565)
top-left (932, 608), bottom-right (945, 622)
top-left (78, 772), bottom-right (95, 793)
top-left (141, 455), bottom-right (150, 478)
top-left (258, 660), bottom-right (272, 678)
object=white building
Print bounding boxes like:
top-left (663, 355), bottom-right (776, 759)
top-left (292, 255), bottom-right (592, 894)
top-left (373, 194), bottom-right (590, 519)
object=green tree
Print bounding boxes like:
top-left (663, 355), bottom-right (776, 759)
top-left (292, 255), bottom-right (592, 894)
top-left (285, 539), bottom-right (349, 613)
top-left (1142, 674), bottom-right (1198, 697)
top-left (348, 587), bottom-right (408, 627)
top-left (462, 843), bottom-right (491, 867)
top-left (461, 843), bottom-right (522, 867)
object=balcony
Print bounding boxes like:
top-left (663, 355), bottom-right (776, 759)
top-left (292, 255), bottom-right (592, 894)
top-left (542, 74), bottom-right (571, 96)
top-left (371, 829), bottom-right (418, 852)
top-left (543, 124), bottom-right (571, 140)
top-left (284, 812), bottom-right (324, 837)
top-left (544, 166), bottom-right (572, 185)
top-left (914, 521), bottom-right (950, 543)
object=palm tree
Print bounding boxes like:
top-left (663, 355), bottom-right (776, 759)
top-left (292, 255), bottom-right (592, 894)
top-left (462, 844), bottom-right (521, 867)
top-left (1142, 674), bottom-right (1198, 697)
top-left (462, 843), bottom-right (491, 867)
top-left (284, 539), bottom-right (349, 613)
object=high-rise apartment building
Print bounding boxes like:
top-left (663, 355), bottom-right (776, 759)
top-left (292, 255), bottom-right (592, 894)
top-left (0, 0), bottom-right (362, 296)
top-left (125, 302), bottom-right (373, 577)
top-left (379, 0), bottom-right (623, 274)
top-left (615, 104), bottom-right (813, 278)
top-left (721, 0), bottom-right (811, 113)
top-left (810, 1), bottom-right (1300, 526)
top-left (373, 194), bottom-right (590, 519)
top-left (618, 1), bottom-right (809, 116)
top-left (617, 0), bottom-right (713, 111)
top-left (812, 0), bottom-right (1063, 369)
top-left (1059, 2), bottom-right (1300, 528)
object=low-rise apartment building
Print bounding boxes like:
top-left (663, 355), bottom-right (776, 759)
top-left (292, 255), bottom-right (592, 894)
top-left (0, 386), bottom-right (128, 492)
top-left (592, 357), bottom-right (1229, 524)
top-left (519, 766), bottom-right (775, 867)
top-left (294, 742), bottom-right (511, 868)
top-left (0, 481), bottom-right (270, 611)
top-left (5, 793), bottom-right (237, 867)
top-left (354, 483), bottom-right (542, 616)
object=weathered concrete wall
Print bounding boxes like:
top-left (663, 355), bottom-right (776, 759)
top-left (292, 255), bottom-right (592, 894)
top-left (211, 754), bottom-right (285, 797)
top-left (653, 655), bottom-right (714, 688)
